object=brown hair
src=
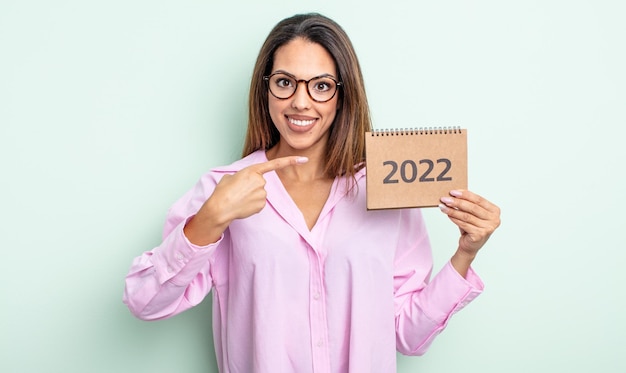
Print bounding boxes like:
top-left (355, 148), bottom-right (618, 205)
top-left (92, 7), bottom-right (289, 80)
top-left (243, 13), bottom-right (371, 179)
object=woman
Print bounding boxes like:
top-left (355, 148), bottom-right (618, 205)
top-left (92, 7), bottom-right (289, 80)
top-left (124, 13), bottom-right (501, 373)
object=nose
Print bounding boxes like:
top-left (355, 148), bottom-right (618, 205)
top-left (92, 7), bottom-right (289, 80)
top-left (290, 81), bottom-right (312, 110)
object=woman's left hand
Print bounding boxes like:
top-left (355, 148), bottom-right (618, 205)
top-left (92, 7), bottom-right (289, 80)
top-left (439, 190), bottom-right (501, 258)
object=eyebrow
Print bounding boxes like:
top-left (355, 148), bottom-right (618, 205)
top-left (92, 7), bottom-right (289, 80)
top-left (272, 70), bottom-right (338, 80)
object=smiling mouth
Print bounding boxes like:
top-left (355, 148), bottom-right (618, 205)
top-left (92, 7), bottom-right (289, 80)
top-left (288, 117), bottom-right (316, 127)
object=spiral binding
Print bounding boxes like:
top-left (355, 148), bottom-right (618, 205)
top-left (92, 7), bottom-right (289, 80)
top-left (370, 126), bottom-right (462, 136)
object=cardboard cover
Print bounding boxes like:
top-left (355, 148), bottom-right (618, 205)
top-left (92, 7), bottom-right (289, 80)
top-left (365, 128), bottom-right (467, 209)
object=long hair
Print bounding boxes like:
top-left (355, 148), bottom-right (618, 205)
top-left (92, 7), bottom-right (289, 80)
top-left (243, 13), bottom-right (371, 179)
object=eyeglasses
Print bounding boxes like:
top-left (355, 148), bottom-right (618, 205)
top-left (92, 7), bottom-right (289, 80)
top-left (263, 72), bottom-right (342, 103)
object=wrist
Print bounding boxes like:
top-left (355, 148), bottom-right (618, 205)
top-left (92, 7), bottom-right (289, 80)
top-left (183, 199), bottom-right (231, 246)
top-left (453, 248), bottom-right (477, 262)
top-left (196, 200), bottom-right (232, 230)
top-left (450, 249), bottom-right (476, 279)
top-left (183, 216), bottom-right (225, 246)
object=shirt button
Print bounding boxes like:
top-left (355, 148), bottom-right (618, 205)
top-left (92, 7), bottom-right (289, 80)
top-left (317, 339), bottom-right (323, 347)
top-left (313, 292), bottom-right (320, 300)
top-left (175, 252), bottom-right (184, 261)
top-left (167, 266), bottom-right (174, 273)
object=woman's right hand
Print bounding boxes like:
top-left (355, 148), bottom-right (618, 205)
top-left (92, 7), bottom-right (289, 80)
top-left (183, 156), bottom-right (308, 245)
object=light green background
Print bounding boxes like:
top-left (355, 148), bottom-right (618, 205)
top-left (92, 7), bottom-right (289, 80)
top-left (1, 0), bottom-right (624, 372)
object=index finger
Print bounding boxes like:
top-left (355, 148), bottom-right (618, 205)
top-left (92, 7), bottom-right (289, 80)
top-left (251, 156), bottom-right (309, 174)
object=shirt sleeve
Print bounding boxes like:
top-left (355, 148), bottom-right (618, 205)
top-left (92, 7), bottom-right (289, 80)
top-left (393, 209), bottom-right (484, 356)
top-left (122, 173), bottom-right (228, 321)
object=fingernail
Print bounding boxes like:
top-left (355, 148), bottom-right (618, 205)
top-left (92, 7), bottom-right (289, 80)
top-left (441, 197), bottom-right (454, 205)
top-left (438, 204), bottom-right (449, 213)
top-left (296, 157), bottom-right (309, 164)
top-left (450, 190), bottom-right (462, 197)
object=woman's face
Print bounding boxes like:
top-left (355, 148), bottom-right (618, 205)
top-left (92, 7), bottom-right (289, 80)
top-left (268, 37), bottom-right (339, 155)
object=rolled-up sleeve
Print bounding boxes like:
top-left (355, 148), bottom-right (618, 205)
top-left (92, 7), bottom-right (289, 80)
top-left (122, 173), bottom-right (226, 321)
top-left (393, 210), bottom-right (484, 356)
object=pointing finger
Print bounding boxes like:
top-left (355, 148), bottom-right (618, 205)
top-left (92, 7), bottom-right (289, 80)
top-left (251, 156), bottom-right (309, 174)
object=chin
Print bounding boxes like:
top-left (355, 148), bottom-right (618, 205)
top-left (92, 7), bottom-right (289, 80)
top-left (280, 136), bottom-right (325, 153)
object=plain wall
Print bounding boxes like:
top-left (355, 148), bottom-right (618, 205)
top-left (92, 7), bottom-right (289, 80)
top-left (1, 0), bottom-right (624, 372)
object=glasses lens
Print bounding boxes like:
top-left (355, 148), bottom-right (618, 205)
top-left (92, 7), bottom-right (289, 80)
top-left (268, 74), bottom-right (296, 99)
top-left (308, 77), bottom-right (337, 102)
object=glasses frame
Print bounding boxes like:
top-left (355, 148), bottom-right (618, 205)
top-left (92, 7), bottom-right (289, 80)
top-left (263, 72), bottom-right (343, 103)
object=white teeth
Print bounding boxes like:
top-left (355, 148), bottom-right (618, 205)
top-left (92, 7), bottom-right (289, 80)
top-left (289, 118), bottom-right (315, 127)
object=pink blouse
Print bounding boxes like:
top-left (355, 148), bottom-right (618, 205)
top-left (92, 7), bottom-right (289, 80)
top-left (123, 150), bottom-right (483, 373)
